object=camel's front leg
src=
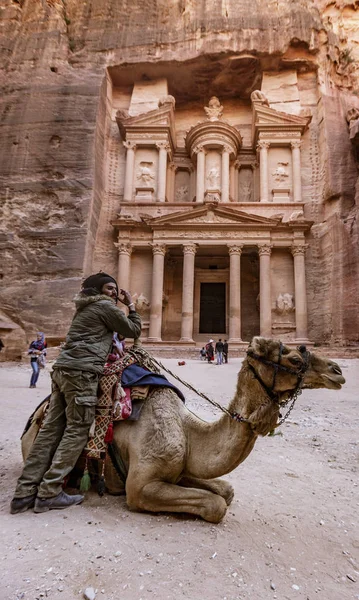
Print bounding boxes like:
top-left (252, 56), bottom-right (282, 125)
top-left (126, 479), bottom-right (228, 523)
top-left (177, 476), bottom-right (234, 506)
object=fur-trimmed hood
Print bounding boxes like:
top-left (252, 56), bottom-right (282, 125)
top-left (73, 293), bottom-right (116, 311)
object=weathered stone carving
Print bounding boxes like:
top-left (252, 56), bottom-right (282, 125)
top-left (137, 163), bottom-right (155, 186)
top-left (158, 95), bottom-right (176, 108)
top-left (241, 182), bottom-right (252, 202)
top-left (175, 185), bottom-right (189, 202)
top-left (251, 90), bottom-right (269, 106)
top-left (275, 293), bottom-right (295, 315)
top-left (206, 167), bottom-right (220, 188)
top-left (272, 162), bottom-right (289, 184)
top-left (133, 292), bottom-right (151, 315)
top-left (204, 96), bottom-right (224, 121)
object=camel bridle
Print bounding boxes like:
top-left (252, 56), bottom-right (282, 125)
top-left (246, 343), bottom-right (311, 426)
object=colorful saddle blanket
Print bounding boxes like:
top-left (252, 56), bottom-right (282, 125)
top-left (84, 355), bottom-right (184, 460)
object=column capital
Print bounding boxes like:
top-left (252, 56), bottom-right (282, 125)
top-left (257, 140), bottom-right (270, 151)
top-left (156, 141), bottom-right (170, 152)
top-left (193, 144), bottom-right (206, 155)
top-left (151, 243), bottom-right (167, 256)
top-left (182, 243), bottom-right (197, 255)
top-left (291, 140), bottom-right (302, 150)
top-left (168, 161), bottom-right (177, 172)
top-left (291, 244), bottom-right (308, 256)
top-left (123, 140), bottom-right (136, 151)
top-left (115, 241), bottom-right (132, 255)
top-left (228, 244), bottom-right (243, 255)
top-left (258, 243), bottom-right (273, 256)
top-left (222, 144), bottom-right (231, 155)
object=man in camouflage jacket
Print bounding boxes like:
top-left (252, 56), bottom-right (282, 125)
top-left (11, 272), bottom-right (141, 514)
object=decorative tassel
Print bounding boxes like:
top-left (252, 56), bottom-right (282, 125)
top-left (80, 458), bottom-right (91, 493)
top-left (104, 422), bottom-right (113, 444)
top-left (97, 458), bottom-right (106, 497)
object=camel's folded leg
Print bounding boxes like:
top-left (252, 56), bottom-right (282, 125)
top-left (177, 476), bottom-right (234, 506)
top-left (126, 479), bottom-right (227, 523)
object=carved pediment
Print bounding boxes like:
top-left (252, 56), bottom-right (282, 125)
top-left (116, 102), bottom-right (176, 150)
top-left (252, 103), bottom-right (311, 145)
top-left (148, 205), bottom-right (281, 229)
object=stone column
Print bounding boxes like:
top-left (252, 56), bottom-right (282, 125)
top-left (257, 141), bottom-right (270, 202)
top-left (229, 163), bottom-right (235, 202)
top-left (180, 243), bottom-right (197, 342)
top-left (258, 244), bottom-right (272, 336)
top-left (221, 146), bottom-right (230, 203)
top-left (167, 161), bottom-right (176, 202)
top-left (148, 243), bottom-right (166, 342)
top-left (194, 145), bottom-right (205, 203)
top-left (291, 140), bottom-right (302, 203)
top-left (123, 141), bottom-right (136, 202)
top-left (156, 142), bottom-right (169, 202)
top-left (115, 242), bottom-right (132, 291)
top-left (291, 245), bottom-right (309, 341)
top-left (228, 244), bottom-right (243, 342)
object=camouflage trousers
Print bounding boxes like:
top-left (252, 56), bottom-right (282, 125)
top-left (14, 368), bottom-right (98, 499)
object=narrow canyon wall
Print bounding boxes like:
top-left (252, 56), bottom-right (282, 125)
top-left (0, 0), bottom-right (358, 358)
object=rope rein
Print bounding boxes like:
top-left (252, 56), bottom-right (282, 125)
top-left (126, 345), bottom-right (310, 429)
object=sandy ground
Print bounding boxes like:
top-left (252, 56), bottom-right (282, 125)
top-left (0, 356), bottom-right (358, 600)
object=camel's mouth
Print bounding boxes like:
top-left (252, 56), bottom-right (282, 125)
top-left (321, 374), bottom-right (346, 390)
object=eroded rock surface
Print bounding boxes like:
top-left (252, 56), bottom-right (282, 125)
top-left (0, 0), bottom-right (358, 358)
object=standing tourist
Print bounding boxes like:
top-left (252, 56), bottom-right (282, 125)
top-left (215, 339), bottom-right (224, 365)
top-left (28, 332), bottom-right (47, 388)
top-left (205, 339), bottom-right (214, 363)
top-left (10, 272), bottom-right (141, 515)
top-left (223, 340), bottom-right (228, 364)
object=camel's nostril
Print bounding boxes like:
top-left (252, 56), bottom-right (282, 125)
top-left (332, 365), bottom-right (342, 375)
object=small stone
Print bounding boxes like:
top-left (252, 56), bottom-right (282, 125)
top-left (83, 587), bottom-right (96, 600)
top-left (114, 551), bottom-right (122, 557)
top-left (347, 574), bottom-right (356, 582)
top-left (292, 584), bottom-right (300, 591)
top-left (211, 552), bottom-right (217, 559)
top-left (270, 582), bottom-right (276, 590)
top-left (57, 585), bottom-right (64, 592)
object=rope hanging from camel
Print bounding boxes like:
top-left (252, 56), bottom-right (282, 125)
top-left (126, 346), bottom-right (247, 423)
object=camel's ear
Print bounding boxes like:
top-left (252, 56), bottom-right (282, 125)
top-left (248, 336), bottom-right (270, 357)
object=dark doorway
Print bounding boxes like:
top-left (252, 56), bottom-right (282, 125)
top-left (199, 282), bottom-right (226, 333)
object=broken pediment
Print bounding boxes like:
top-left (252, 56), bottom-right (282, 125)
top-left (252, 102), bottom-right (311, 145)
top-left (116, 100), bottom-right (176, 150)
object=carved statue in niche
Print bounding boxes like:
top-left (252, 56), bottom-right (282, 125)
top-left (250, 90), bottom-right (269, 106)
top-left (204, 96), bottom-right (224, 121)
top-left (175, 185), bottom-right (189, 202)
top-left (132, 293), bottom-right (151, 319)
top-left (207, 167), bottom-right (220, 188)
top-left (272, 162), bottom-right (289, 185)
top-left (241, 183), bottom-right (252, 202)
top-left (275, 293), bottom-right (295, 315)
top-left (137, 162), bottom-right (155, 187)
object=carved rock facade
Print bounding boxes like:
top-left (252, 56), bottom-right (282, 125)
top-left (0, 0), bottom-right (358, 357)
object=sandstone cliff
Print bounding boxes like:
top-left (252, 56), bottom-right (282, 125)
top-left (0, 0), bottom-right (358, 358)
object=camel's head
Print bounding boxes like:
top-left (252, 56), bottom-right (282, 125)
top-left (247, 337), bottom-right (345, 392)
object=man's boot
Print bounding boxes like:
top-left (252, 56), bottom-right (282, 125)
top-left (34, 491), bottom-right (84, 513)
top-left (10, 493), bottom-right (37, 514)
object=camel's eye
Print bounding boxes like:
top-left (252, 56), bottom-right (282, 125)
top-left (288, 356), bottom-right (302, 366)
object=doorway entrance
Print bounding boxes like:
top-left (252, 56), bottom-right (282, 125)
top-left (199, 282), bottom-right (226, 333)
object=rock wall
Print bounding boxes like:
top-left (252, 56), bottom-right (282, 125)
top-left (0, 0), bottom-right (358, 359)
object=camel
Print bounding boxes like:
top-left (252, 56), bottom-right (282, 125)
top-left (21, 337), bottom-right (345, 523)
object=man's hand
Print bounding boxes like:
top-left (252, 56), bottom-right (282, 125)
top-left (118, 289), bottom-right (135, 309)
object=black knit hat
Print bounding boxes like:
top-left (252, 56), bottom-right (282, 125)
top-left (82, 272), bottom-right (118, 294)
